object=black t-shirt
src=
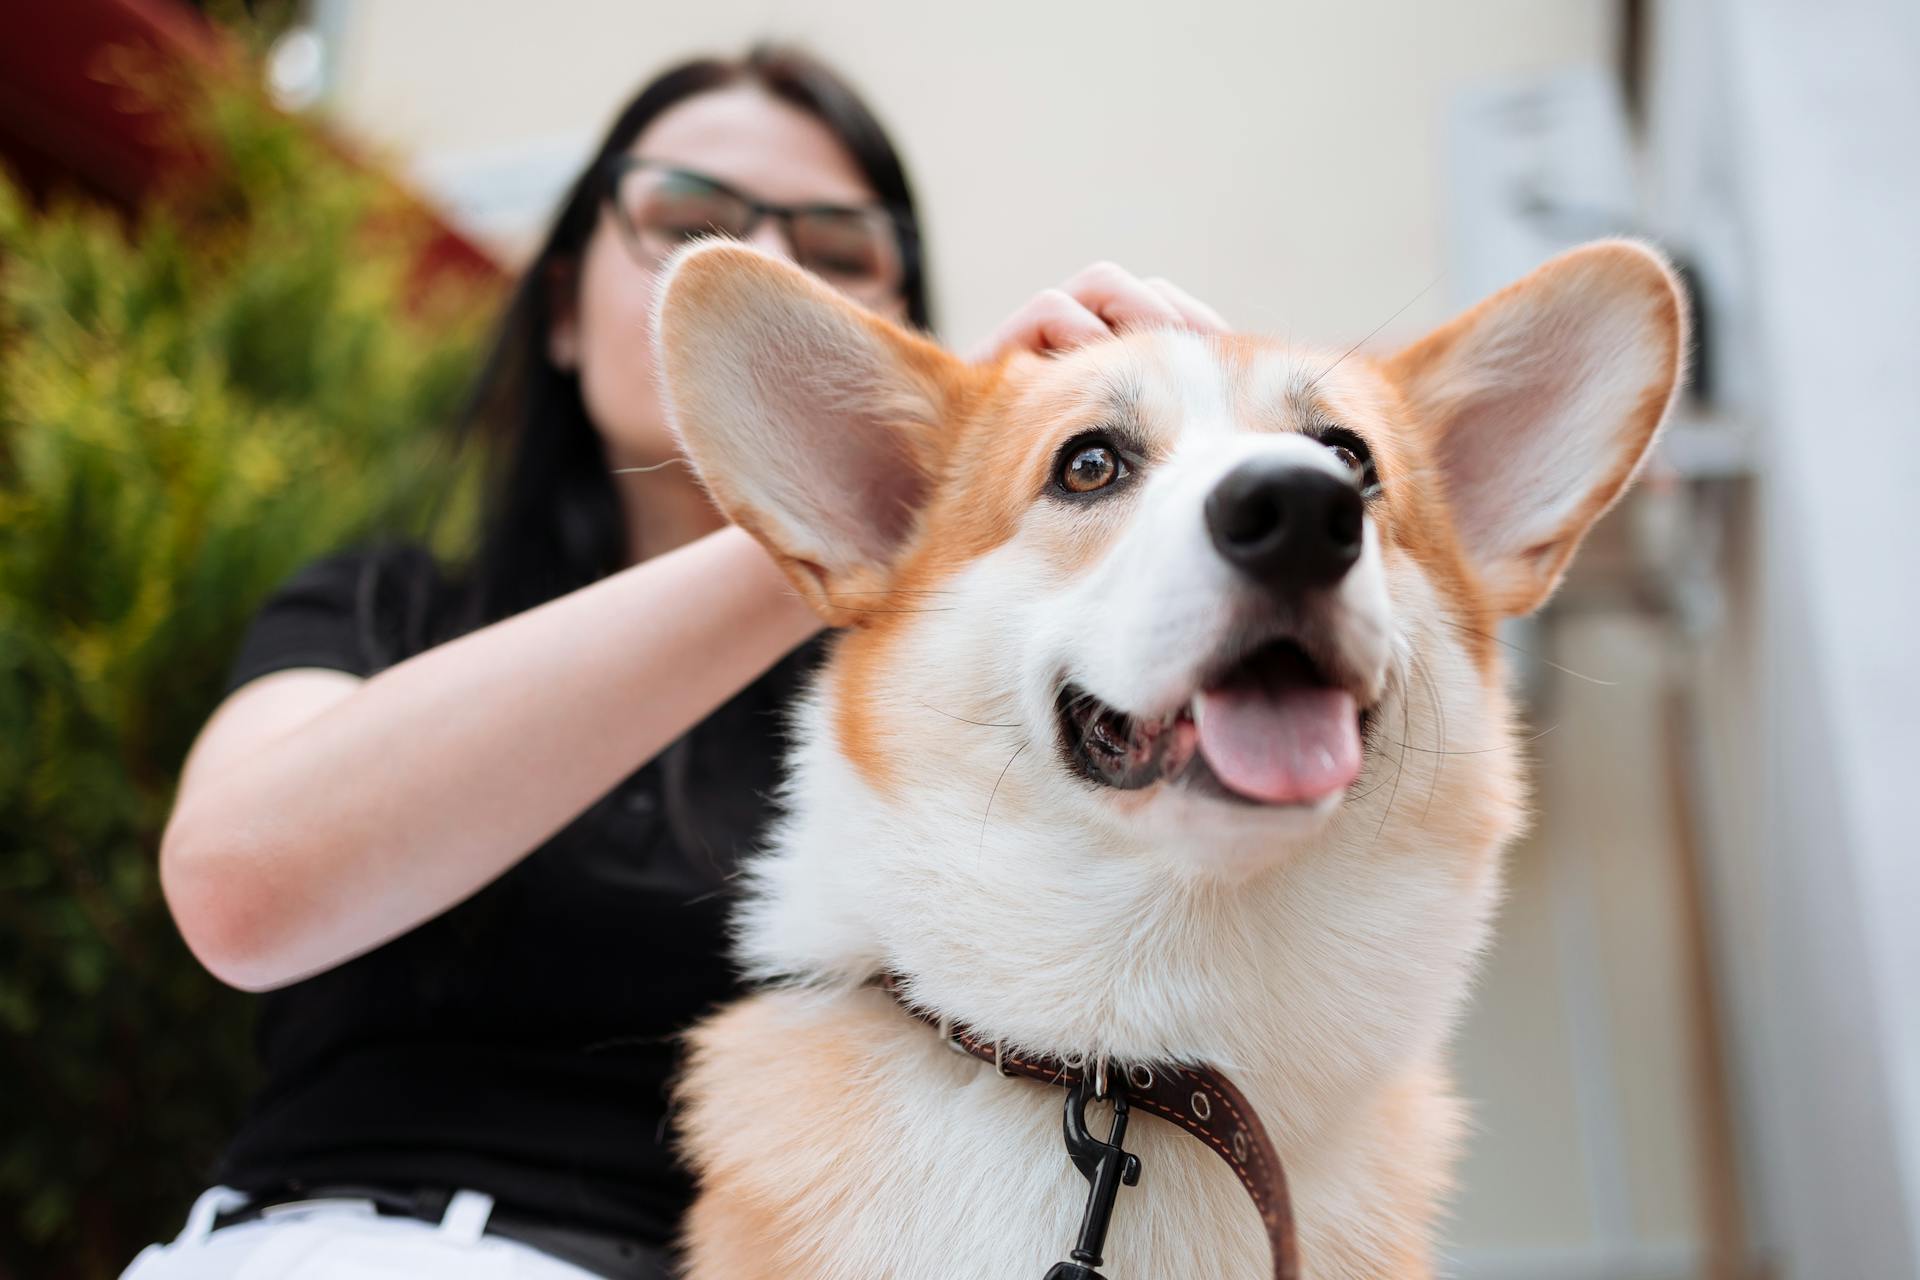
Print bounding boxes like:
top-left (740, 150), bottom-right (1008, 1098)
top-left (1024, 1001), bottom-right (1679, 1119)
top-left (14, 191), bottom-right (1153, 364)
top-left (211, 545), bottom-right (821, 1246)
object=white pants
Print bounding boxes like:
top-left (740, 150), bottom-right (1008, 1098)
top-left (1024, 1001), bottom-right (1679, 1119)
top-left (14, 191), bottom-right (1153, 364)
top-left (121, 1186), bottom-right (605, 1279)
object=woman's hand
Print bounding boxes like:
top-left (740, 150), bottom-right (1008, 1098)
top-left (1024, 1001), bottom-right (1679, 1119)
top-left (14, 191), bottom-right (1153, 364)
top-left (968, 261), bottom-right (1230, 362)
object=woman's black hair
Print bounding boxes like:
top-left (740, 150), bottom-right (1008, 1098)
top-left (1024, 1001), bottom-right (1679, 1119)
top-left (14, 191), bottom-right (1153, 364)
top-left (457, 44), bottom-right (932, 624)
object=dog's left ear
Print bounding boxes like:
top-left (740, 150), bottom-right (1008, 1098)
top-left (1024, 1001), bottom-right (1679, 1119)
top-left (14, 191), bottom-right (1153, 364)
top-left (654, 242), bottom-right (972, 623)
top-left (1385, 239), bottom-right (1687, 617)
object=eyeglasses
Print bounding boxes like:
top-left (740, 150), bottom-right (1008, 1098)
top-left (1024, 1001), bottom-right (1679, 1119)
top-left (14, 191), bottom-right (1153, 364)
top-left (603, 157), bottom-right (908, 301)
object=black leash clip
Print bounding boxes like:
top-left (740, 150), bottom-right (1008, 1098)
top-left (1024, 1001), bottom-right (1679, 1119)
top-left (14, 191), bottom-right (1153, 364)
top-left (1042, 1071), bottom-right (1142, 1280)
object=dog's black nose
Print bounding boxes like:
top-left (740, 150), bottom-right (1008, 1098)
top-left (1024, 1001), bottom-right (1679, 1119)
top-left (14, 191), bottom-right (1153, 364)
top-left (1205, 459), bottom-right (1364, 591)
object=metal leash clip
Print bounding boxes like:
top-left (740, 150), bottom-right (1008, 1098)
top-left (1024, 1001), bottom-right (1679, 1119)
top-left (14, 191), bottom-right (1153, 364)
top-left (1041, 1071), bottom-right (1142, 1280)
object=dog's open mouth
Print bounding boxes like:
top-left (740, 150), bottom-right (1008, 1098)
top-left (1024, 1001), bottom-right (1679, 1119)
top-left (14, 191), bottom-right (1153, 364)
top-left (1056, 639), bottom-right (1368, 807)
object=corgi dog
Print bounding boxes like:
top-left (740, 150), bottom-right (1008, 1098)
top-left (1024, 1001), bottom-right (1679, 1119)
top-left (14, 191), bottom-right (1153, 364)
top-left (653, 239), bottom-right (1685, 1279)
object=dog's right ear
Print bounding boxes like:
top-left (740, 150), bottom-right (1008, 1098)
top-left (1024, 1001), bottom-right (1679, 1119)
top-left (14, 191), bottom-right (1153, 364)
top-left (654, 242), bottom-right (971, 623)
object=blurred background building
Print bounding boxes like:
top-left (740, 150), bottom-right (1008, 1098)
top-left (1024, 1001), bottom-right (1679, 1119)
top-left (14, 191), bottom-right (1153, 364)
top-left (3, 1), bottom-right (1915, 1277)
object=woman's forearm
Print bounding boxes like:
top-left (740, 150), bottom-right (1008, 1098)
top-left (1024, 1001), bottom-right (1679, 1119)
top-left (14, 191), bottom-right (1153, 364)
top-left (161, 525), bottom-right (821, 990)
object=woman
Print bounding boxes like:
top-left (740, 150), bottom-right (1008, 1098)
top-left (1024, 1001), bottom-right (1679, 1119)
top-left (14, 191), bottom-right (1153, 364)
top-left (133, 45), bottom-right (1226, 1279)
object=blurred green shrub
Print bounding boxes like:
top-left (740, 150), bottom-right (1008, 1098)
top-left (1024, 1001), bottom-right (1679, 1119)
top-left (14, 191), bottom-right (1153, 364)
top-left (0, 66), bottom-right (496, 1277)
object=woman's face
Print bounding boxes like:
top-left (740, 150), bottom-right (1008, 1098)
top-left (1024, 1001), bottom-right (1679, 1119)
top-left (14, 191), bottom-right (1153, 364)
top-left (551, 84), bottom-right (909, 469)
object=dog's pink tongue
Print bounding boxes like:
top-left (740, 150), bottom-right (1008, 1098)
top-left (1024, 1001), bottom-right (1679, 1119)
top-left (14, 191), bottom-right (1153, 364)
top-left (1194, 682), bottom-right (1362, 805)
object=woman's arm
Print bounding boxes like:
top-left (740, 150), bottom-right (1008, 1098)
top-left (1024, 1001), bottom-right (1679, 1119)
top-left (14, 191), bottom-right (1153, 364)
top-left (162, 525), bottom-right (816, 991)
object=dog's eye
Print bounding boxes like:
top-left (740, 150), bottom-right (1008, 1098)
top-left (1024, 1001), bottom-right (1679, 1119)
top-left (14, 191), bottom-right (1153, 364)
top-left (1057, 439), bottom-right (1128, 495)
top-left (1318, 427), bottom-right (1380, 494)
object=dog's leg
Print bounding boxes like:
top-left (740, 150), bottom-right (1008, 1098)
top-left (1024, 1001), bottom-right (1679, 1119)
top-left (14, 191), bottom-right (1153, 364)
top-left (1288, 1062), bottom-right (1461, 1279)
top-left (676, 992), bottom-right (907, 1280)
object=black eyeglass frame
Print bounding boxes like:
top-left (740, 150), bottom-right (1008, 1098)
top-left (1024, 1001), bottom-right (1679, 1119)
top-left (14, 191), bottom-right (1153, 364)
top-left (600, 156), bottom-right (919, 300)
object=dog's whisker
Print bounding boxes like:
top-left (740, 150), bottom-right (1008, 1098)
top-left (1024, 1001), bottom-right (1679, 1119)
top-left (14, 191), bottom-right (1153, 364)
top-left (1436, 617), bottom-right (1618, 687)
top-left (1346, 744), bottom-right (1405, 806)
top-left (916, 699), bottom-right (1021, 730)
top-left (1306, 272), bottom-right (1444, 391)
top-left (1409, 647), bottom-right (1447, 822)
top-left (978, 742), bottom-right (1031, 859)
top-left (1374, 677), bottom-right (1412, 839)
top-left (1376, 723), bottom-right (1557, 756)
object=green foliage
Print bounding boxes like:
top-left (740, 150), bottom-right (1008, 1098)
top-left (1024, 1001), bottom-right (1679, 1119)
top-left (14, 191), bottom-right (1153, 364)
top-left (0, 72), bottom-right (496, 1277)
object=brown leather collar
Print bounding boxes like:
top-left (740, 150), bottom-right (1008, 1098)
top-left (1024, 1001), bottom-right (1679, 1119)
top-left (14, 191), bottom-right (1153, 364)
top-left (880, 975), bottom-right (1299, 1280)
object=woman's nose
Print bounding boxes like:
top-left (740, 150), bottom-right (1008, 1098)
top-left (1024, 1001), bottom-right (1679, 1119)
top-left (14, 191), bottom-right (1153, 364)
top-left (744, 220), bottom-right (796, 263)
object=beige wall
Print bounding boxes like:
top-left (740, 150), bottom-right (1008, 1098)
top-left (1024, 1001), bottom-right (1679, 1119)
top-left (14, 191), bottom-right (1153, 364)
top-left (1450, 597), bottom-right (1712, 1274)
top-left (320, 0), bottom-right (1612, 353)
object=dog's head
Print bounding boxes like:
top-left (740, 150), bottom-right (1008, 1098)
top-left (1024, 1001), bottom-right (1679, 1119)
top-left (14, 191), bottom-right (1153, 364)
top-left (655, 241), bottom-right (1683, 1055)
